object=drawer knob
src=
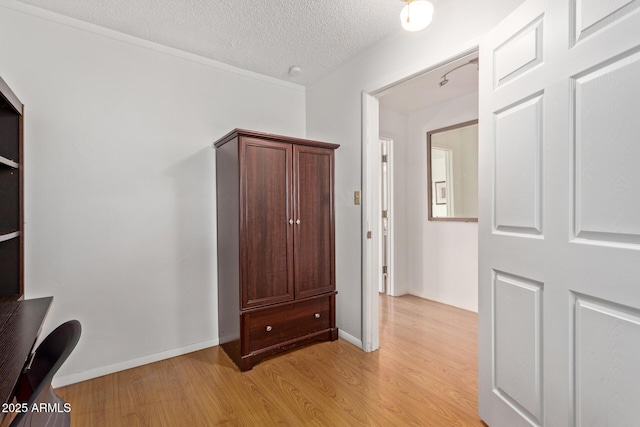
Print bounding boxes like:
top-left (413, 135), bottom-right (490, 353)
top-left (314, 313), bottom-right (321, 319)
top-left (265, 325), bottom-right (272, 332)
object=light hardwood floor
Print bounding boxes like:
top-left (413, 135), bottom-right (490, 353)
top-left (58, 295), bottom-right (484, 426)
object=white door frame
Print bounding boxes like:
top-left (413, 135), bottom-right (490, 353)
top-left (380, 137), bottom-right (395, 296)
top-left (444, 148), bottom-right (455, 217)
top-left (362, 92), bottom-right (381, 352)
top-left (361, 47), bottom-right (479, 353)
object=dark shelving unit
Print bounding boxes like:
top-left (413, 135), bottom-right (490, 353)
top-left (0, 76), bottom-right (23, 299)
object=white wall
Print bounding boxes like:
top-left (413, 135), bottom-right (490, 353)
top-left (380, 93), bottom-right (478, 312)
top-left (307, 0), bottom-right (523, 341)
top-left (406, 92), bottom-right (479, 312)
top-left (0, 2), bottom-right (305, 385)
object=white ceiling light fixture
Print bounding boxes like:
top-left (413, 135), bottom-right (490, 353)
top-left (400, 0), bottom-right (434, 32)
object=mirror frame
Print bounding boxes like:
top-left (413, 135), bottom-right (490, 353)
top-left (427, 119), bottom-right (478, 222)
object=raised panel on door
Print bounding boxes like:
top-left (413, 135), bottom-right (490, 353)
top-left (293, 145), bottom-right (335, 299)
top-left (241, 138), bottom-right (293, 308)
top-left (572, 50), bottom-right (640, 245)
top-left (574, 295), bottom-right (640, 425)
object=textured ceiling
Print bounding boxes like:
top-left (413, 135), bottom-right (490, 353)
top-left (16, 0), bottom-right (430, 86)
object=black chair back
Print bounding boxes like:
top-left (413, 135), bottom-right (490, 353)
top-left (10, 320), bottom-right (81, 427)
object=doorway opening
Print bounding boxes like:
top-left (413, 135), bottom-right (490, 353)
top-left (362, 47), bottom-right (480, 352)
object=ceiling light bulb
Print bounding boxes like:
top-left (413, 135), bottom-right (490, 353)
top-left (400, 0), bottom-right (434, 32)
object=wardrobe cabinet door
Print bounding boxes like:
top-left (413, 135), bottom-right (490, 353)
top-left (293, 145), bottom-right (335, 298)
top-left (241, 138), bottom-right (294, 308)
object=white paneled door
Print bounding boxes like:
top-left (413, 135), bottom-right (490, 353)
top-left (478, 0), bottom-right (640, 426)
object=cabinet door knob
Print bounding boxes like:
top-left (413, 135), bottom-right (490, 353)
top-left (314, 313), bottom-right (321, 319)
top-left (289, 219), bottom-right (294, 225)
top-left (265, 325), bottom-right (272, 332)
top-left (296, 219), bottom-right (301, 225)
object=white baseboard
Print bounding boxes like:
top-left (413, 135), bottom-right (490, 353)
top-left (54, 331), bottom-right (364, 388)
top-left (53, 338), bottom-right (218, 388)
top-left (338, 329), bottom-right (362, 349)
top-left (409, 291), bottom-right (478, 313)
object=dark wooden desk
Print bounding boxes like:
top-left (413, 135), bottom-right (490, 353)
top-left (0, 297), bottom-right (52, 406)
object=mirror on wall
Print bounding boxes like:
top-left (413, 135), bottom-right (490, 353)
top-left (427, 120), bottom-right (478, 222)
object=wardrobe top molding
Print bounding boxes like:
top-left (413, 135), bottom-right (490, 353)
top-left (213, 129), bottom-right (340, 150)
top-left (0, 76), bottom-right (23, 114)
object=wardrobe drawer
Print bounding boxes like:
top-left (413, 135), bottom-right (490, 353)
top-left (245, 297), bottom-right (331, 353)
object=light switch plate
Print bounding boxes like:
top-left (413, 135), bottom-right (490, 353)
top-left (354, 191), bottom-right (361, 205)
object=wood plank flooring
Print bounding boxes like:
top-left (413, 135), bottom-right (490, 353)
top-left (57, 295), bottom-right (484, 426)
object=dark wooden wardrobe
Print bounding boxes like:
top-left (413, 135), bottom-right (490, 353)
top-left (214, 129), bottom-right (339, 371)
